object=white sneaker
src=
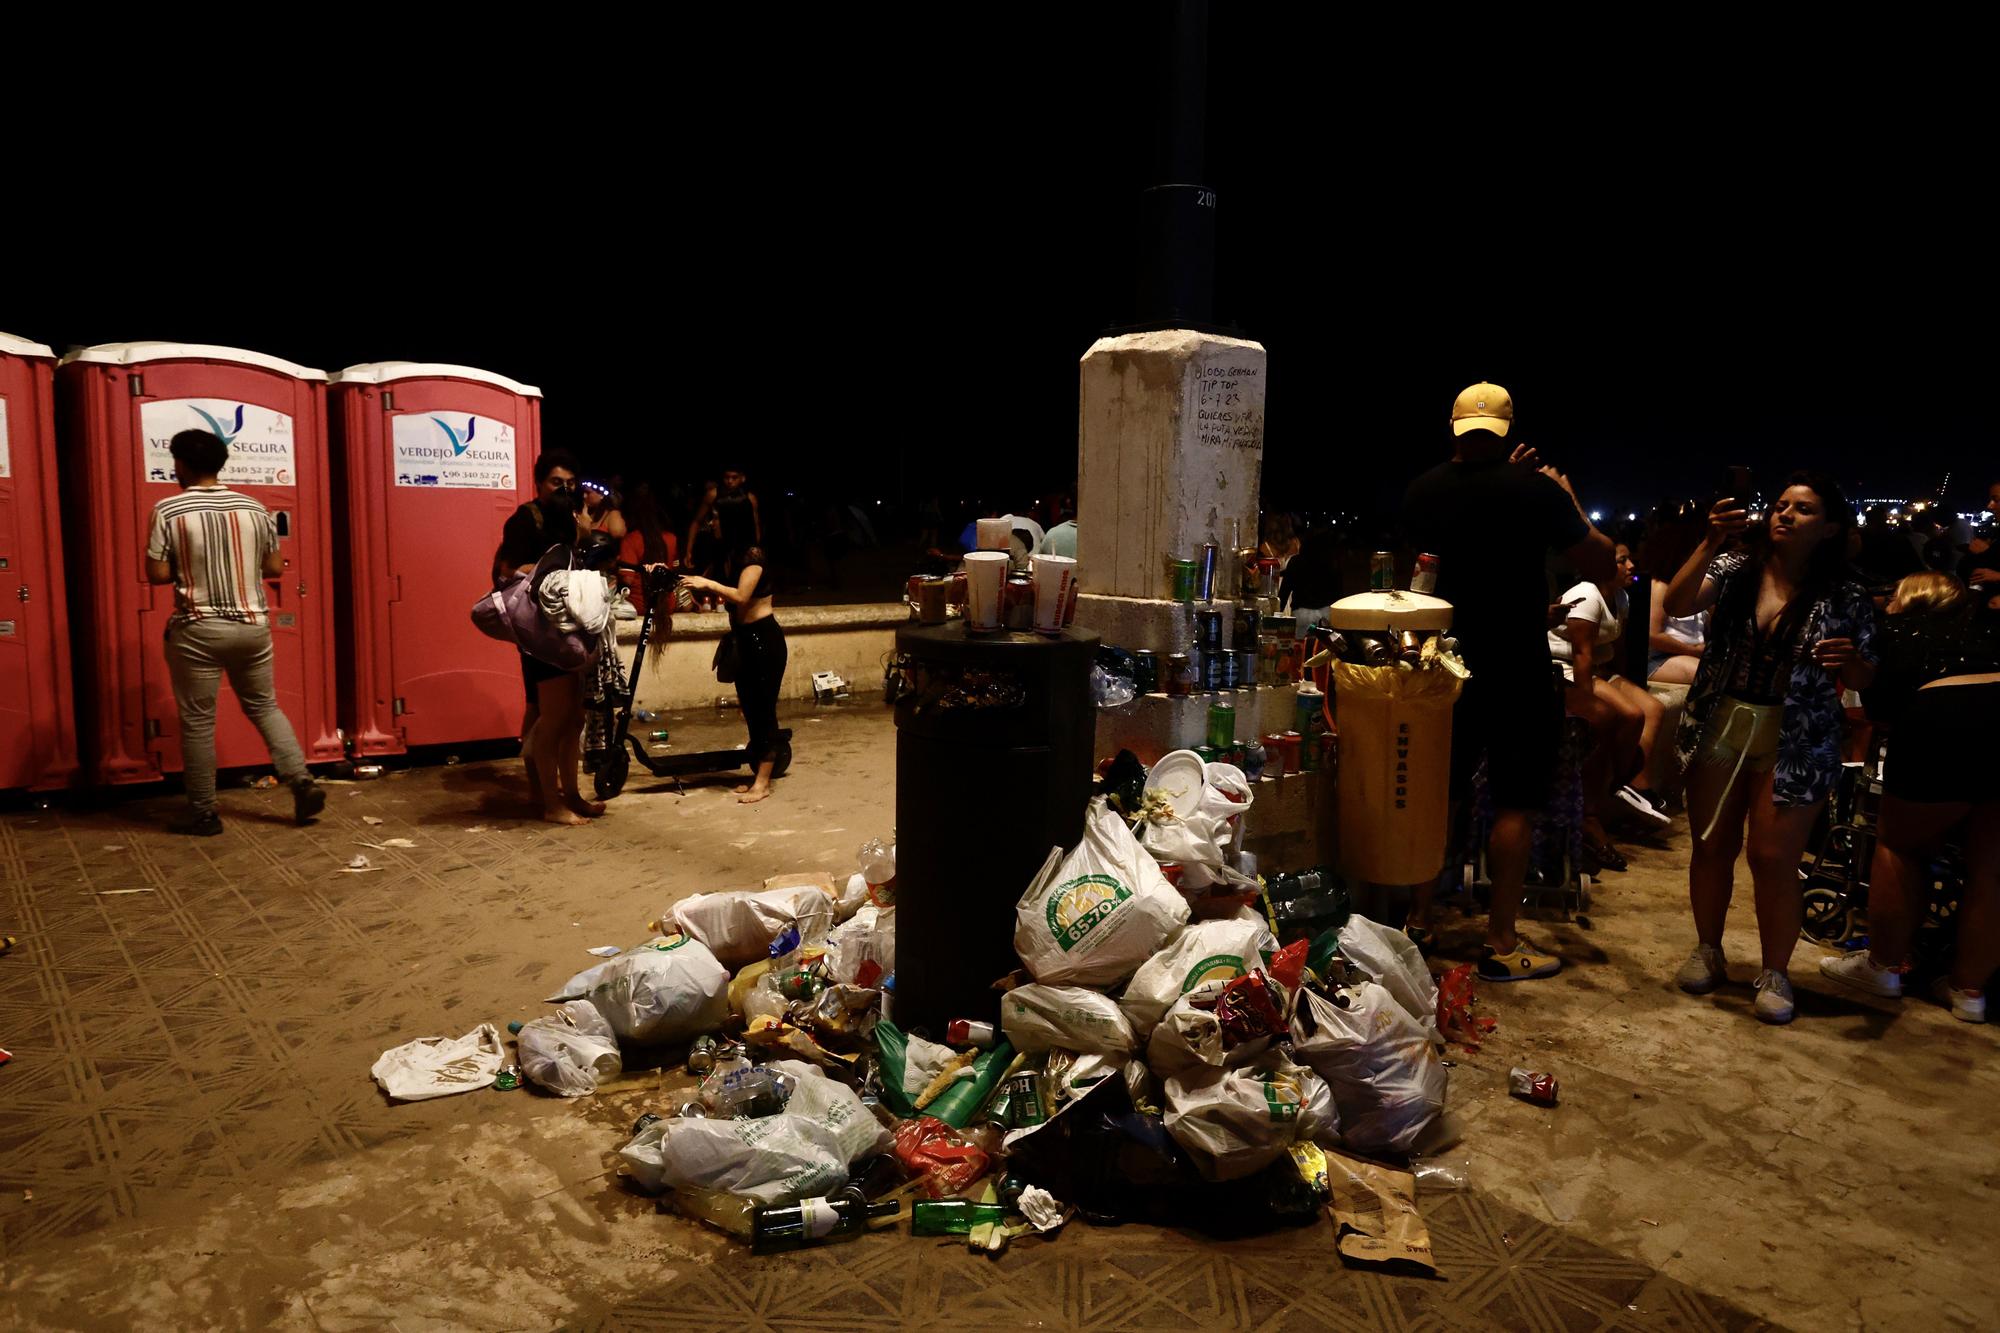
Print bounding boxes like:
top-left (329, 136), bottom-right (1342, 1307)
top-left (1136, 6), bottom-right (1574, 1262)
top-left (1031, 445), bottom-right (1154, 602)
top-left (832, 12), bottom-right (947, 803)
top-left (1818, 951), bottom-right (1903, 998)
top-left (1931, 977), bottom-right (1988, 1024)
top-left (1753, 969), bottom-right (1796, 1024)
top-left (1616, 785), bottom-right (1673, 829)
top-left (1676, 942), bottom-right (1727, 994)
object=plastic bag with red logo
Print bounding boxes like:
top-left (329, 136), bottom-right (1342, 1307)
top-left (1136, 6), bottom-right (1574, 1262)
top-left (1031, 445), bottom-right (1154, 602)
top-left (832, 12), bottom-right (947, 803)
top-left (893, 1115), bottom-right (992, 1198)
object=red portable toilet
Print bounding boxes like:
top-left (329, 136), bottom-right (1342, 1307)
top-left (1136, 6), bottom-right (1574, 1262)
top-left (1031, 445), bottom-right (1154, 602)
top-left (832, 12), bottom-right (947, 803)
top-left (58, 342), bottom-right (344, 786)
top-left (327, 362), bottom-right (542, 756)
top-left (0, 332), bottom-right (80, 792)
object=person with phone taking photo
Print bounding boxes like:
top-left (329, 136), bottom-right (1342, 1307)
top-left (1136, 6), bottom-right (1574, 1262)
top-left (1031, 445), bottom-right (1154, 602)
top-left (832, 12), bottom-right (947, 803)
top-left (1663, 470), bottom-right (1878, 1023)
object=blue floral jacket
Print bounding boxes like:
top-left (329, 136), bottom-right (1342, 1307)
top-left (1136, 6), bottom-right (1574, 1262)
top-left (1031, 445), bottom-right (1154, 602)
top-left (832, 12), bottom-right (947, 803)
top-left (1673, 551), bottom-right (1878, 808)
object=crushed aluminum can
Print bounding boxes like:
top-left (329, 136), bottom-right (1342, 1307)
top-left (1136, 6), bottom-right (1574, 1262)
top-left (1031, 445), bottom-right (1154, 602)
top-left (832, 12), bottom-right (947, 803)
top-left (632, 1112), bottom-right (664, 1136)
top-left (677, 1101), bottom-right (707, 1118)
top-left (492, 1064), bottom-right (523, 1092)
top-left (687, 1034), bottom-right (720, 1075)
top-left (1508, 1066), bottom-right (1559, 1106)
top-left (353, 764), bottom-right (385, 780)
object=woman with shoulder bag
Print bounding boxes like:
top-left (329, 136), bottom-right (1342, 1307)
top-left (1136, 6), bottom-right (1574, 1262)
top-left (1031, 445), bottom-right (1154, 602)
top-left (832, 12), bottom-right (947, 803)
top-left (681, 544), bottom-right (787, 804)
top-left (493, 454), bottom-right (602, 826)
top-left (1662, 470), bottom-right (1877, 1023)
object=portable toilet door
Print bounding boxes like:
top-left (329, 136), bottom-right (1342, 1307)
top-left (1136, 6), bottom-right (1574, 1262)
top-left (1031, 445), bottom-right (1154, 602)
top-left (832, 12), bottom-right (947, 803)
top-left (328, 362), bottom-right (542, 756)
top-left (0, 332), bottom-right (80, 791)
top-left (57, 342), bottom-right (344, 786)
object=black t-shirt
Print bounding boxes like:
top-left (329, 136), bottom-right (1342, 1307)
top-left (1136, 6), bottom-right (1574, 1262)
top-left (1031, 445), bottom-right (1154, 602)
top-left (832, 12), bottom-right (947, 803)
top-left (493, 499), bottom-right (578, 575)
top-left (1402, 458), bottom-right (1589, 679)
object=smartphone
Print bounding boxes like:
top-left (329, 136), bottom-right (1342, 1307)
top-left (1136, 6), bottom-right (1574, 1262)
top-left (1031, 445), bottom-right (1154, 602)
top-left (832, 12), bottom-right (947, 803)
top-left (1718, 465), bottom-right (1753, 509)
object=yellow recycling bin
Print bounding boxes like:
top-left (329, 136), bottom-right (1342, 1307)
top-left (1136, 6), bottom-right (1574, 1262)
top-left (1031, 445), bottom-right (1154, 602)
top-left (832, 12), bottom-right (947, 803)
top-left (1327, 591), bottom-right (1463, 885)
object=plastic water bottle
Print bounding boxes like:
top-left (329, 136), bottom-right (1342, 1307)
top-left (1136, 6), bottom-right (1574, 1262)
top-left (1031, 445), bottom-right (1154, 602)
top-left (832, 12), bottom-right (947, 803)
top-left (858, 838), bottom-right (897, 908)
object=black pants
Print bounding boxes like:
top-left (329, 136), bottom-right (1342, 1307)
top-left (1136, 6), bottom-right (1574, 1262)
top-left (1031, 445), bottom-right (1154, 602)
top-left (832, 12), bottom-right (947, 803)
top-left (733, 617), bottom-right (788, 767)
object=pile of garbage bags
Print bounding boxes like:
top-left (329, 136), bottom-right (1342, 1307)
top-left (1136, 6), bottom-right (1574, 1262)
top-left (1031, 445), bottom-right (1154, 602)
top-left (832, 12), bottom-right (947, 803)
top-left (373, 762), bottom-right (1460, 1256)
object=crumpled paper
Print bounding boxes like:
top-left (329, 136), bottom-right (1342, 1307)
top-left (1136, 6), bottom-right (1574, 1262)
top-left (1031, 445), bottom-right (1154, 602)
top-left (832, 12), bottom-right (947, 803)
top-left (1017, 1186), bottom-right (1071, 1233)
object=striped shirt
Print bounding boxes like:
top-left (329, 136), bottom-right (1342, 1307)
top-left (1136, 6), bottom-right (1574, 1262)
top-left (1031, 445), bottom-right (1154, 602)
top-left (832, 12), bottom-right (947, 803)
top-left (145, 485), bottom-right (277, 626)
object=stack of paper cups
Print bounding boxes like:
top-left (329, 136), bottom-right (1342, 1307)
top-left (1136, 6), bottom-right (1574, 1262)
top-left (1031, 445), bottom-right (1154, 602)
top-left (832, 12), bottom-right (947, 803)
top-left (964, 551), bottom-right (1008, 631)
top-left (1031, 554), bottom-right (1077, 635)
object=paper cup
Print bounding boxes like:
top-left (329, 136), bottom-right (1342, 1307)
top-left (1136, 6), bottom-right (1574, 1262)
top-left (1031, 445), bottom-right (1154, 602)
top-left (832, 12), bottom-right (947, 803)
top-left (1031, 554), bottom-right (1076, 634)
top-left (976, 516), bottom-right (1011, 551)
top-left (964, 551), bottom-right (1008, 630)
top-left (916, 577), bottom-right (950, 624)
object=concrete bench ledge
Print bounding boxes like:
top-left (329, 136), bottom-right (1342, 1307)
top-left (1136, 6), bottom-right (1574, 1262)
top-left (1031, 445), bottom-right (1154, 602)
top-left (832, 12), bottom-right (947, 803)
top-left (618, 601), bottom-right (910, 644)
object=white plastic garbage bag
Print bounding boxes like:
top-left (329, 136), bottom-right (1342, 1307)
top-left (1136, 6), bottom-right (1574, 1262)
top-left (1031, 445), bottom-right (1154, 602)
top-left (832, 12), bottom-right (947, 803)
top-left (548, 935), bottom-right (730, 1046)
top-left (1163, 1052), bottom-right (1338, 1181)
top-left (1014, 798), bottom-right (1189, 988)
top-left (1058, 1050), bottom-right (1155, 1108)
top-left (1336, 915), bottom-right (1441, 1045)
top-left (517, 1000), bottom-right (621, 1097)
top-left (1119, 917), bottom-right (1279, 1039)
top-left (1136, 809), bottom-right (1230, 882)
top-left (371, 1024), bottom-right (504, 1102)
top-left (1144, 980), bottom-right (1277, 1079)
top-left (826, 905), bottom-right (896, 987)
top-left (1000, 983), bottom-right (1138, 1057)
top-left (1290, 984), bottom-right (1447, 1155)
top-left (618, 1060), bottom-right (891, 1203)
top-left (836, 871), bottom-right (872, 919)
top-left (667, 885), bottom-right (836, 968)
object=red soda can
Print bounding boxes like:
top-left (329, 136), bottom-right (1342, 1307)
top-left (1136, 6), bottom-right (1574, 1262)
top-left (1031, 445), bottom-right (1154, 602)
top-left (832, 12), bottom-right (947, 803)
top-left (1508, 1066), bottom-right (1559, 1106)
top-left (946, 1019), bottom-right (996, 1048)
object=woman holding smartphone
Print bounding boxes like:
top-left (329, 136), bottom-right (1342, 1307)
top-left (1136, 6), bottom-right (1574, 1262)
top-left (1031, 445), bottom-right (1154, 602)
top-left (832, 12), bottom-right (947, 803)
top-left (1662, 471), bottom-right (1877, 1023)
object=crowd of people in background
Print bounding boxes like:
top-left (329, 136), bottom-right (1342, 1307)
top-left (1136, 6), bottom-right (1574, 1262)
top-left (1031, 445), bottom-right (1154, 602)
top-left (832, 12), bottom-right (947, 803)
top-left (1371, 381), bottom-right (2000, 1029)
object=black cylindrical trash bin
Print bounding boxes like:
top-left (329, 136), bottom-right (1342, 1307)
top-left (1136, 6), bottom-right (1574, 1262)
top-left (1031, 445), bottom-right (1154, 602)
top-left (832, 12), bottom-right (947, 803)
top-left (894, 623), bottom-right (1100, 1037)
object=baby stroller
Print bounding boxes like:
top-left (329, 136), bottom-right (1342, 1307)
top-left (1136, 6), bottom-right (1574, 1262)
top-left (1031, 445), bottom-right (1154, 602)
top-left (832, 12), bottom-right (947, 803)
top-left (1798, 755), bottom-right (1965, 975)
top-left (1457, 714), bottom-right (1596, 920)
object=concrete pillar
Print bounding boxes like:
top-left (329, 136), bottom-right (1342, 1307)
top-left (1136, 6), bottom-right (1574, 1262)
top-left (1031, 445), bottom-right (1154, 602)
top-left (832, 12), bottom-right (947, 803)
top-left (1075, 328), bottom-right (1265, 600)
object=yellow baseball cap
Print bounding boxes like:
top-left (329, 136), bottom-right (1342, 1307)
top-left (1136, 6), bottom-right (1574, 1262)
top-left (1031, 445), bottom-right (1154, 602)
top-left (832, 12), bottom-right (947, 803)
top-left (1451, 381), bottom-right (1513, 437)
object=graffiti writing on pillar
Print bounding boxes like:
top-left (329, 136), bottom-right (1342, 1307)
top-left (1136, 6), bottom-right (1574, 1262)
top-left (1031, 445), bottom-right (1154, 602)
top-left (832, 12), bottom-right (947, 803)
top-left (1195, 366), bottom-right (1264, 452)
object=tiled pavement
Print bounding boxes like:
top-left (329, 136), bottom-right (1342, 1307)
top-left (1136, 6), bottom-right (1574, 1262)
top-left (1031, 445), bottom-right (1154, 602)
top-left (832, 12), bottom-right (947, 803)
top-left (4, 706), bottom-right (1774, 1329)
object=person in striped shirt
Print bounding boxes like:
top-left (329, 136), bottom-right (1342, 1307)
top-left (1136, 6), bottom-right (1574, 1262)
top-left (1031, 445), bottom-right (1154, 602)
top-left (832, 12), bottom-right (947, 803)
top-left (145, 428), bottom-right (325, 835)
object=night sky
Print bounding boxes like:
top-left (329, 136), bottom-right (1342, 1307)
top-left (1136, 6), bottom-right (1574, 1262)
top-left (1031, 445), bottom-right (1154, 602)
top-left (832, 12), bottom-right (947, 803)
top-left (11, 11), bottom-right (1991, 526)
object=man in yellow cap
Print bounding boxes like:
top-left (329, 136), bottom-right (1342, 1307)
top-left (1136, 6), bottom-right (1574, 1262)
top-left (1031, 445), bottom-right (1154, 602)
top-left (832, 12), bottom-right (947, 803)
top-left (1401, 382), bottom-right (1614, 980)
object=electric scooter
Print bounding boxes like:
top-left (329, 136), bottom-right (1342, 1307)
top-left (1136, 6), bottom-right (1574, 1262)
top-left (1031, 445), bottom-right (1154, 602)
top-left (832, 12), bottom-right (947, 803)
top-left (585, 563), bottom-right (792, 800)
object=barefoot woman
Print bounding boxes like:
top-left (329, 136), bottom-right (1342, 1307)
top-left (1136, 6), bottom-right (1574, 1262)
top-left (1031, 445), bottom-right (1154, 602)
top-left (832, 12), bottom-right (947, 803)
top-left (494, 452), bottom-right (604, 826)
top-left (681, 544), bottom-right (787, 804)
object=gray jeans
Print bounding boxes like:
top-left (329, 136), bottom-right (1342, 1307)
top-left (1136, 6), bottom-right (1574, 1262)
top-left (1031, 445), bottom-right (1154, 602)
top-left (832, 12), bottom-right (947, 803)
top-left (165, 619), bottom-right (309, 815)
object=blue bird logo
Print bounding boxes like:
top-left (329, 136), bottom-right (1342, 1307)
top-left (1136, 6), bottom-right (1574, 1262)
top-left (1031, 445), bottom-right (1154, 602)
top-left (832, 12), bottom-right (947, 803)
top-left (190, 403), bottom-right (247, 445)
top-left (431, 416), bottom-right (478, 455)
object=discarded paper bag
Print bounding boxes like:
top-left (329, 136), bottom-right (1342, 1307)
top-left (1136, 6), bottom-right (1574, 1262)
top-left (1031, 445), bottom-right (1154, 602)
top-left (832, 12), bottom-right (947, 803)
top-left (1327, 1152), bottom-right (1437, 1274)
